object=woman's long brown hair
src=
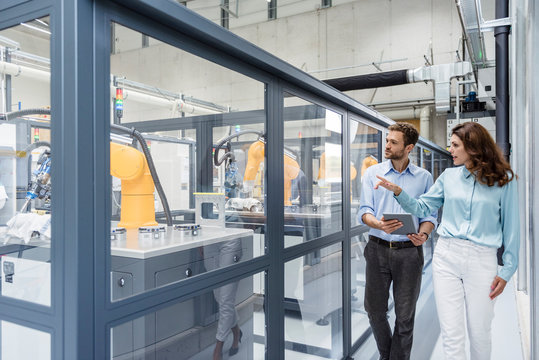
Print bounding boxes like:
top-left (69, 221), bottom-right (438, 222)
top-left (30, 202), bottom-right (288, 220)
top-left (452, 122), bottom-right (514, 187)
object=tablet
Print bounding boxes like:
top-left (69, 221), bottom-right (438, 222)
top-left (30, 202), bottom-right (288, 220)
top-left (382, 213), bottom-right (417, 235)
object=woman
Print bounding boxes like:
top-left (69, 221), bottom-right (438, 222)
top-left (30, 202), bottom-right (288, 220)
top-left (374, 122), bottom-right (519, 360)
top-left (203, 239), bottom-right (243, 360)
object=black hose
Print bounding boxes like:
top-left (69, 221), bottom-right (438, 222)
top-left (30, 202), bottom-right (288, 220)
top-left (2, 108), bottom-right (173, 226)
top-left (1, 108), bottom-right (51, 121)
top-left (111, 124), bottom-right (173, 227)
top-left (215, 151), bottom-right (235, 167)
top-left (213, 129), bottom-right (263, 167)
top-left (21, 141), bottom-right (51, 156)
top-left (323, 69), bottom-right (409, 91)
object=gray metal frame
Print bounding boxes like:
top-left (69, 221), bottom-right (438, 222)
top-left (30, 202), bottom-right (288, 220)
top-left (0, 1), bottom-right (453, 359)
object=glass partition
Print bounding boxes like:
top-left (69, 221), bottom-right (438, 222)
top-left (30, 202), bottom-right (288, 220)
top-left (284, 242), bottom-right (343, 359)
top-left (433, 152), bottom-right (442, 180)
top-left (109, 23), bottom-right (266, 301)
top-left (0, 18), bottom-right (52, 307)
top-left (111, 272), bottom-right (266, 359)
top-left (409, 146), bottom-right (420, 166)
top-left (350, 119), bottom-right (382, 227)
top-left (421, 148), bottom-right (432, 173)
top-left (283, 94), bottom-right (343, 247)
top-left (350, 234), bottom-right (370, 346)
top-left (2, 320), bottom-right (50, 360)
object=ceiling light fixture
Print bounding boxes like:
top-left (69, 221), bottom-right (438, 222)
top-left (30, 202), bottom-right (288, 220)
top-left (20, 23), bottom-right (51, 35)
top-left (34, 19), bottom-right (49, 27)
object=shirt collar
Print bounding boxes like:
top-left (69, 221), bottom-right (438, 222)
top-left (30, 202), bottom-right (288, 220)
top-left (383, 160), bottom-right (417, 176)
top-left (462, 166), bottom-right (473, 178)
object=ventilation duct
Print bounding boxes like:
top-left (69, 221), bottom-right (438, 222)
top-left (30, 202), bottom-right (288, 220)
top-left (407, 62), bottom-right (473, 113)
top-left (323, 62), bottom-right (473, 114)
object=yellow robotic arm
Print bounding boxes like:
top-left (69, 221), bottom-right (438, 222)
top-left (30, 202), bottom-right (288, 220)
top-left (110, 142), bottom-right (158, 228)
top-left (317, 152), bottom-right (357, 181)
top-left (244, 139), bottom-right (300, 206)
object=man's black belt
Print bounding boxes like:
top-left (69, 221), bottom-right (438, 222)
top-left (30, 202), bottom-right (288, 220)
top-left (369, 235), bottom-right (416, 249)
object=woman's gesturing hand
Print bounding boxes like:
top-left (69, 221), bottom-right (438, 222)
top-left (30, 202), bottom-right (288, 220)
top-left (375, 175), bottom-right (402, 196)
top-left (489, 276), bottom-right (507, 300)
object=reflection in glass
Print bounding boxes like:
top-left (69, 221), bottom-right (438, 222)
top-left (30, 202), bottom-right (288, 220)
top-left (350, 234), bottom-right (370, 346)
top-left (109, 23), bottom-right (266, 301)
top-left (0, 18), bottom-right (52, 307)
top-left (350, 119), bottom-right (382, 227)
top-left (409, 146), bottom-right (420, 166)
top-left (283, 95), bottom-right (343, 247)
top-left (284, 243), bottom-right (343, 359)
top-left (433, 152), bottom-right (442, 180)
top-left (111, 272), bottom-right (266, 360)
top-left (422, 148), bottom-right (432, 173)
top-left (203, 239), bottom-right (243, 359)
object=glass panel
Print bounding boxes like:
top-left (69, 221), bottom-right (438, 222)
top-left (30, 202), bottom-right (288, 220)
top-left (433, 152), bottom-right (442, 180)
top-left (350, 119), bottom-right (382, 227)
top-left (110, 272), bottom-right (266, 359)
top-left (409, 146), bottom-right (420, 166)
top-left (421, 148), bottom-right (432, 173)
top-left (109, 23), bottom-right (266, 301)
top-left (284, 243), bottom-right (343, 359)
top-left (350, 234), bottom-right (369, 346)
top-left (1, 320), bottom-right (51, 360)
top-left (0, 18), bottom-right (52, 306)
top-left (283, 94), bottom-right (343, 247)
top-left (212, 123), bottom-right (267, 259)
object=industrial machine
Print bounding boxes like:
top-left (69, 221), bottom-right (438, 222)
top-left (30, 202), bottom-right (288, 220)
top-left (110, 141), bottom-right (158, 228)
top-left (0, 109), bottom-right (256, 360)
top-left (214, 130), bottom-right (301, 208)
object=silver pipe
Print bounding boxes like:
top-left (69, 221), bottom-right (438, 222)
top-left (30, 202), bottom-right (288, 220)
top-left (473, 0), bottom-right (488, 66)
top-left (11, 50), bottom-right (51, 66)
top-left (0, 35), bottom-right (19, 49)
top-left (455, 0), bottom-right (477, 67)
top-left (308, 58), bottom-right (408, 74)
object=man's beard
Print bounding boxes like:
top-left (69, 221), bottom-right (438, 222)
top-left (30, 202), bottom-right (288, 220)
top-left (385, 149), bottom-right (406, 160)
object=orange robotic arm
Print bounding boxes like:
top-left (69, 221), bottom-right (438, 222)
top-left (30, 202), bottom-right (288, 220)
top-left (110, 142), bottom-right (157, 228)
top-left (244, 139), bottom-right (300, 206)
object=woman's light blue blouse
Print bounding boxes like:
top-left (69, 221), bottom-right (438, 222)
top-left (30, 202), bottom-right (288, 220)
top-left (395, 166), bottom-right (519, 281)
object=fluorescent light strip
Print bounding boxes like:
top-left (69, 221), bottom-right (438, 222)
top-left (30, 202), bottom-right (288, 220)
top-left (34, 19), bottom-right (49, 27)
top-left (19, 23), bottom-right (51, 35)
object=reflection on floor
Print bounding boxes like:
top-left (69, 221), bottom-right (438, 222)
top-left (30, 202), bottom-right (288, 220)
top-left (187, 306), bottom-right (342, 360)
top-left (187, 316), bottom-right (258, 360)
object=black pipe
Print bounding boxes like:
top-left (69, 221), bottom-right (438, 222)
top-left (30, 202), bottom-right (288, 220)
top-left (213, 129), bottom-right (264, 167)
top-left (494, 0), bottom-right (510, 266)
top-left (111, 124), bottom-right (173, 227)
top-left (0, 108), bottom-right (51, 121)
top-left (21, 141), bottom-right (52, 155)
top-left (495, 0), bottom-right (510, 159)
top-left (2, 109), bottom-right (173, 226)
top-left (323, 69), bottom-right (409, 92)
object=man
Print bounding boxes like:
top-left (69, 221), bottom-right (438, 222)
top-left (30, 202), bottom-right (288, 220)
top-left (358, 123), bottom-right (437, 360)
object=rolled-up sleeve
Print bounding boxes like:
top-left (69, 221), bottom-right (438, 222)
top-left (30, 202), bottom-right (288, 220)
top-left (417, 173), bottom-right (438, 228)
top-left (498, 178), bottom-right (520, 281)
top-left (395, 171), bottom-right (445, 219)
top-left (357, 167), bottom-right (375, 225)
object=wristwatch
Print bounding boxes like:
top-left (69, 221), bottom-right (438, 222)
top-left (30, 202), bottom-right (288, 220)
top-left (421, 232), bottom-right (430, 240)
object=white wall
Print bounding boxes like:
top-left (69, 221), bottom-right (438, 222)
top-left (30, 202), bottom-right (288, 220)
top-left (0, 27), bottom-right (50, 111)
top-left (111, 0), bottom-right (475, 146)
top-left (1, 2), bottom-right (481, 148)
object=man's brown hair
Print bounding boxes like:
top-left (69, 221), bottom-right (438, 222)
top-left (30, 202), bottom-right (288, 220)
top-left (388, 123), bottom-right (419, 147)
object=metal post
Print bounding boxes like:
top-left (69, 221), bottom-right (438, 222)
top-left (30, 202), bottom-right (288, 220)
top-left (495, 0), bottom-right (511, 159)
